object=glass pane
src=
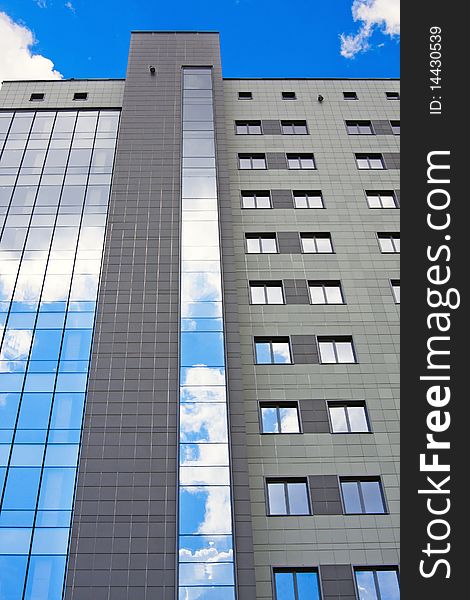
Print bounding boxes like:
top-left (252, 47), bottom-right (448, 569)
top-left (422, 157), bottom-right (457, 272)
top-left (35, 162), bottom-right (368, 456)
top-left (179, 563), bottom-right (234, 586)
top-left (376, 570), bottom-right (400, 600)
top-left (329, 407), bottom-right (349, 433)
top-left (319, 341), bottom-right (336, 363)
top-left (250, 286), bottom-right (265, 304)
top-left (24, 555), bottom-right (67, 600)
top-left (316, 237), bottom-right (332, 253)
top-left (279, 407), bottom-right (300, 433)
top-left (0, 528), bottom-right (32, 554)
top-left (266, 286), bottom-right (283, 304)
top-left (246, 238), bottom-right (260, 253)
top-left (296, 571), bottom-right (321, 600)
top-left (255, 342), bottom-right (272, 364)
top-left (367, 195), bottom-right (381, 208)
top-left (355, 570), bottom-right (379, 600)
top-left (0, 556), bottom-right (28, 599)
top-left (268, 483), bottom-right (287, 515)
top-left (180, 404), bottom-right (228, 443)
top-left (342, 481), bottom-right (362, 513)
top-left (31, 528), bottom-right (69, 555)
top-left (370, 158), bottom-right (384, 169)
top-left (2, 467), bottom-right (41, 509)
top-left (179, 486), bottom-right (232, 535)
top-left (302, 237), bottom-right (316, 253)
top-left (38, 468), bottom-right (76, 510)
top-left (261, 407), bottom-right (279, 433)
top-left (325, 286), bottom-right (342, 304)
top-left (260, 238), bottom-right (277, 253)
top-left (379, 238), bottom-right (394, 253)
top-left (381, 194), bottom-right (396, 208)
top-left (252, 158), bottom-right (266, 169)
top-left (361, 481), bottom-right (385, 513)
top-left (347, 406), bottom-right (369, 432)
top-left (274, 572), bottom-right (295, 600)
top-left (287, 482), bottom-right (309, 514)
top-left (309, 286), bottom-right (325, 304)
top-left (180, 443), bottom-right (229, 467)
top-left (336, 342), bottom-right (355, 363)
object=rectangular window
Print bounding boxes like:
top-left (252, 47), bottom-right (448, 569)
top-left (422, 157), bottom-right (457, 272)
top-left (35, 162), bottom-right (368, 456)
top-left (343, 91), bottom-right (358, 100)
top-left (282, 91), bottom-right (297, 100)
top-left (355, 154), bottom-right (385, 169)
top-left (267, 479), bottom-right (310, 515)
top-left (73, 92), bottom-right (88, 101)
top-left (390, 120), bottom-right (400, 135)
top-left (391, 280), bottom-right (400, 303)
top-left (235, 121), bottom-right (262, 135)
top-left (29, 93), bottom-right (45, 102)
top-left (341, 478), bottom-right (386, 514)
top-left (239, 153), bottom-right (267, 169)
top-left (346, 120), bottom-right (374, 135)
top-left (308, 281), bottom-right (344, 304)
top-left (241, 191), bottom-right (271, 209)
top-left (287, 154), bottom-right (315, 170)
top-left (250, 282), bottom-right (284, 304)
top-left (366, 191), bottom-right (398, 208)
top-left (245, 234), bottom-right (278, 254)
top-left (293, 191), bottom-right (324, 209)
top-left (355, 568), bottom-right (400, 600)
top-left (386, 91), bottom-right (400, 100)
top-left (300, 234), bottom-right (333, 254)
top-left (318, 337), bottom-right (356, 364)
top-left (238, 91), bottom-right (253, 100)
top-left (274, 569), bottom-right (321, 600)
top-left (260, 403), bottom-right (301, 434)
top-left (378, 233), bottom-right (400, 253)
top-left (281, 121), bottom-right (308, 135)
top-left (328, 402), bottom-right (370, 433)
top-left (255, 337), bottom-right (292, 364)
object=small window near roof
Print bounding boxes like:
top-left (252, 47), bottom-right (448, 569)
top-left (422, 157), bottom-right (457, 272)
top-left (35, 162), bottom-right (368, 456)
top-left (282, 91), bottom-right (296, 100)
top-left (343, 91), bottom-right (358, 100)
top-left (73, 92), bottom-right (88, 101)
top-left (386, 91), bottom-right (400, 100)
top-left (30, 93), bottom-right (45, 102)
top-left (238, 91), bottom-right (253, 100)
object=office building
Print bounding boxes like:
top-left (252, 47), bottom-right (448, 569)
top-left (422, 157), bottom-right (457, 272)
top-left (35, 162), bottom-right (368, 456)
top-left (0, 32), bottom-right (399, 600)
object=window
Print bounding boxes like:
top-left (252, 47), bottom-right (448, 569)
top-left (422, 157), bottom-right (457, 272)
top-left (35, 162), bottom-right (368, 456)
top-left (309, 281), bottom-right (344, 304)
top-left (241, 191), bottom-right (271, 209)
top-left (29, 93), bottom-right (45, 102)
top-left (274, 569), bottom-right (321, 600)
top-left (73, 92), bottom-right (88, 101)
top-left (267, 479), bottom-right (310, 515)
top-left (245, 234), bottom-right (278, 254)
top-left (236, 121), bottom-right (262, 135)
top-left (343, 91), bottom-right (358, 100)
top-left (354, 568), bottom-right (400, 600)
top-left (366, 191), bottom-right (398, 209)
top-left (328, 402), bottom-right (370, 433)
top-left (341, 478), bottom-right (386, 514)
top-left (255, 337), bottom-right (292, 364)
top-left (239, 153), bottom-right (267, 169)
top-left (250, 282), bottom-right (284, 304)
top-left (386, 91), bottom-right (400, 100)
top-left (391, 280), bottom-right (400, 303)
top-left (346, 120), bottom-right (374, 135)
top-left (281, 121), bottom-right (308, 135)
top-left (300, 234), bottom-right (333, 254)
top-left (318, 337), bottom-right (356, 364)
top-left (390, 120), bottom-right (400, 135)
top-left (293, 191), bottom-right (324, 209)
top-left (355, 154), bottom-right (385, 170)
top-left (282, 91), bottom-right (297, 100)
top-left (238, 91), bottom-right (253, 100)
top-left (378, 233), bottom-right (400, 253)
top-left (260, 403), bottom-right (301, 433)
top-left (287, 154), bottom-right (315, 169)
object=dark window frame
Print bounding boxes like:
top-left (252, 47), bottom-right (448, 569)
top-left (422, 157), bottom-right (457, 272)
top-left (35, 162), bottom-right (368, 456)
top-left (390, 279), bottom-right (400, 304)
top-left (238, 91), bottom-right (253, 100)
top-left (29, 93), bottom-right (45, 102)
top-left (272, 567), bottom-right (322, 600)
top-left (238, 153), bottom-right (267, 170)
top-left (308, 280), bottom-right (345, 304)
top-left (365, 190), bottom-right (399, 209)
top-left (245, 233), bottom-right (278, 254)
top-left (287, 153), bottom-right (316, 170)
top-left (300, 233), bottom-right (334, 254)
top-left (259, 401), bottom-right (302, 434)
top-left (390, 120), bottom-right (400, 135)
top-left (266, 478), bottom-right (312, 516)
top-left (241, 190), bottom-right (272, 209)
top-left (340, 477), bottom-right (388, 514)
top-left (281, 120), bottom-right (309, 135)
top-left (293, 190), bottom-right (325, 209)
top-left (385, 91), bottom-right (400, 100)
top-left (73, 92), bottom-right (88, 101)
top-left (377, 233), bottom-right (400, 253)
top-left (249, 281), bottom-right (285, 305)
top-left (317, 336), bottom-right (357, 364)
top-left (281, 91), bottom-right (297, 100)
top-left (355, 153), bottom-right (385, 170)
top-left (254, 336), bottom-right (293, 365)
top-left (235, 120), bottom-right (263, 135)
top-left (343, 91), bottom-right (358, 100)
top-left (327, 401), bottom-right (372, 434)
top-left (346, 120), bottom-right (374, 135)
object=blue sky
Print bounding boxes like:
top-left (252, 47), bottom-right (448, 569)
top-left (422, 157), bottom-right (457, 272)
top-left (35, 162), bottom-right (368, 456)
top-left (0, 0), bottom-right (399, 81)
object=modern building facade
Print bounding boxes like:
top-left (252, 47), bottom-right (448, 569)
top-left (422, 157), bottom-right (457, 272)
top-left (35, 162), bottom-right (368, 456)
top-left (0, 32), bottom-right (399, 600)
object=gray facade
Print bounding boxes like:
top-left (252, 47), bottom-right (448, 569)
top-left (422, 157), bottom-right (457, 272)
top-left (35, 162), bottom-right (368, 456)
top-left (0, 31), bottom-right (399, 600)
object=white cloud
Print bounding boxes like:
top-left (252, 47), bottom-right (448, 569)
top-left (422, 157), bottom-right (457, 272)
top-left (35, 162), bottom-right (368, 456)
top-left (340, 0), bottom-right (400, 59)
top-left (65, 2), bottom-right (76, 13)
top-left (35, 0), bottom-right (48, 8)
top-left (0, 11), bottom-right (62, 83)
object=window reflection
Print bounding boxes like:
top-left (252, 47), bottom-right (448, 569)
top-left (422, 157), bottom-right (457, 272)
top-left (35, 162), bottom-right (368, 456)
top-left (0, 108), bottom-right (119, 597)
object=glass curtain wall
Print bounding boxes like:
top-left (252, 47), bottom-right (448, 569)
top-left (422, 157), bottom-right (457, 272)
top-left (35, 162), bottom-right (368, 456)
top-left (178, 69), bottom-right (236, 599)
top-left (0, 109), bottom-right (119, 599)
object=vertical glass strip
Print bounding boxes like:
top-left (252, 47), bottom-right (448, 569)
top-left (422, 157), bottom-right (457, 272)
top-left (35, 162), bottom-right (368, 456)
top-left (0, 108), bottom-right (120, 599)
top-left (178, 69), bottom-right (236, 599)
